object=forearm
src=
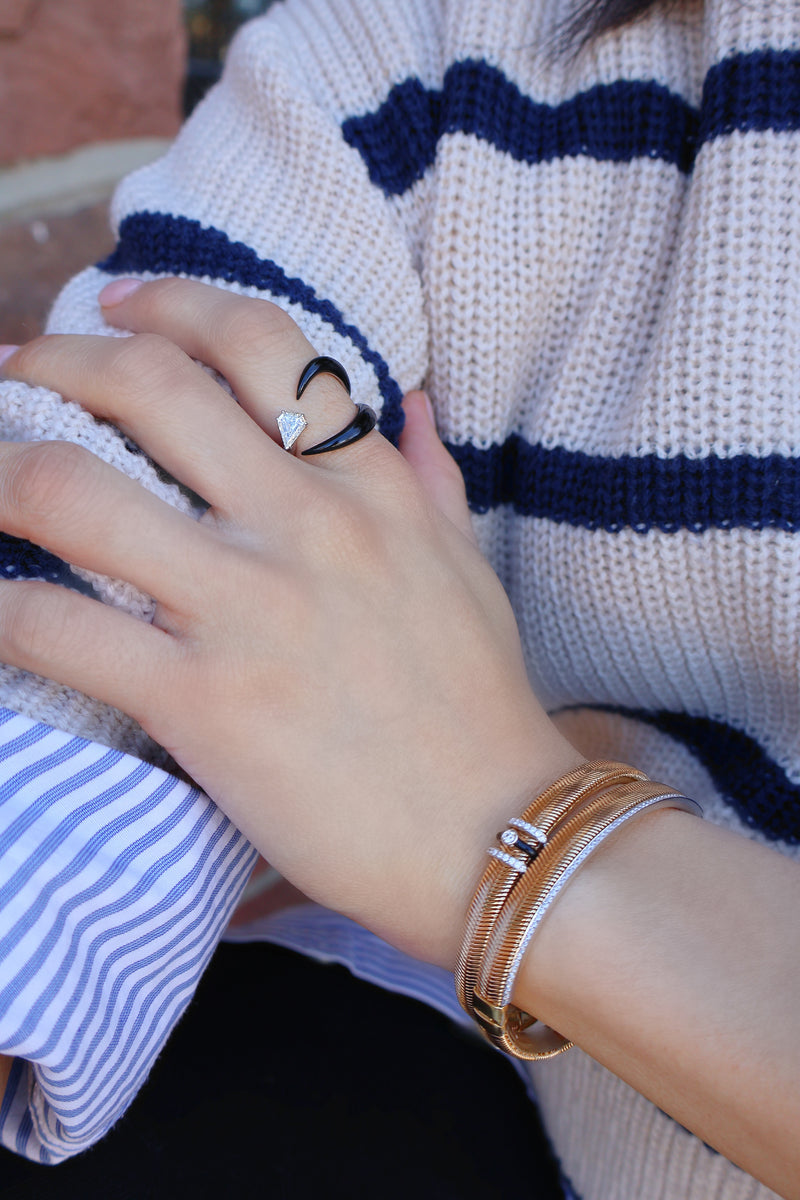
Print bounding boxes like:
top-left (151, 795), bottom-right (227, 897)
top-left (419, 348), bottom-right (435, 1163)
top-left (515, 806), bottom-right (800, 1199)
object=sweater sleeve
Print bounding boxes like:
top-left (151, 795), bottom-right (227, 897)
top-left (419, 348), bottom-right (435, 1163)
top-left (0, 0), bottom-right (431, 1161)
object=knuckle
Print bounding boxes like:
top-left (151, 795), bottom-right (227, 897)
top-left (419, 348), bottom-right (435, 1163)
top-left (105, 332), bottom-right (193, 399)
top-left (8, 335), bottom-right (52, 376)
top-left (2, 441), bottom-right (95, 524)
top-left (0, 582), bottom-right (64, 663)
top-left (213, 298), bottom-right (304, 363)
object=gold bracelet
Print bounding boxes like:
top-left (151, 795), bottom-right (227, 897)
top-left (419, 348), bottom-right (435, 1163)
top-left (455, 760), bottom-right (646, 1020)
top-left (458, 766), bottom-right (702, 1061)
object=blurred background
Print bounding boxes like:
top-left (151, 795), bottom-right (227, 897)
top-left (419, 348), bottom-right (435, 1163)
top-left (0, 0), bottom-right (275, 343)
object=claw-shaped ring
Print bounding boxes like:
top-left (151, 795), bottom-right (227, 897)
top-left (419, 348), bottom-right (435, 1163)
top-left (276, 356), bottom-right (377, 455)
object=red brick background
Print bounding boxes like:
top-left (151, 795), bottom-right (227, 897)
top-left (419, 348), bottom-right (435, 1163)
top-left (0, 0), bottom-right (187, 343)
top-left (0, 0), bottom-right (185, 166)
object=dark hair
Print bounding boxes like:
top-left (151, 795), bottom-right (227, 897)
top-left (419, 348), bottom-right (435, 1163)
top-left (567, 0), bottom-right (664, 45)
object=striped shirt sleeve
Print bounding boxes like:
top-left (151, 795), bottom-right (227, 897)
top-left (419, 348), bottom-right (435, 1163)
top-left (0, 708), bottom-right (256, 1163)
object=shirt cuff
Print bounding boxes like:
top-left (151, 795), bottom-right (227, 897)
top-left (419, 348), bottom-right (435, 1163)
top-left (0, 709), bottom-right (256, 1162)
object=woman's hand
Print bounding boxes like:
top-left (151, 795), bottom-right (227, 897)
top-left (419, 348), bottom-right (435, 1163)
top-left (3, 281), bottom-right (800, 1194)
top-left (0, 278), bottom-right (581, 968)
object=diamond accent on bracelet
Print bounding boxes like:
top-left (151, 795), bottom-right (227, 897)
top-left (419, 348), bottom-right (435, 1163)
top-left (498, 823), bottom-right (543, 863)
top-left (488, 846), bottom-right (527, 872)
top-left (277, 409), bottom-right (308, 450)
top-left (509, 817), bottom-right (548, 845)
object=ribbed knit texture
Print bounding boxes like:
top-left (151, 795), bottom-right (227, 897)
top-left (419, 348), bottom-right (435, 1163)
top-left (0, 0), bottom-right (797, 1192)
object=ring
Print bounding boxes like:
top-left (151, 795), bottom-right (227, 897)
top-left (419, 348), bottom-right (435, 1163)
top-left (276, 356), bottom-right (377, 455)
top-left (296, 355), bottom-right (351, 402)
top-left (301, 403), bottom-right (377, 456)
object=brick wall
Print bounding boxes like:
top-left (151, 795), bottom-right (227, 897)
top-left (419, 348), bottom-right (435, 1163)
top-left (0, 0), bottom-right (186, 166)
top-left (0, 0), bottom-right (186, 340)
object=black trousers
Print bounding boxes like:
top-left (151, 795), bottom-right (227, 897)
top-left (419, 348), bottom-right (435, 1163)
top-left (1, 942), bottom-right (564, 1199)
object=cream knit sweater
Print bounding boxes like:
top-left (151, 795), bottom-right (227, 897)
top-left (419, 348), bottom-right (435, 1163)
top-left (0, 0), bottom-right (797, 1195)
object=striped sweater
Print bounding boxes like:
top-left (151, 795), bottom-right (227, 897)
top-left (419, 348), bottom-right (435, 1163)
top-left (0, 0), bottom-right (798, 1195)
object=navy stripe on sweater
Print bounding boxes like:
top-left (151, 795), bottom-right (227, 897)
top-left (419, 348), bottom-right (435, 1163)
top-left (448, 437), bottom-right (800, 531)
top-left (699, 49), bottom-right (800, 144)
top-left (342, 51), bottom-right (800, 197)
top-left (93, 218), bottom-right (798, 536)
top-left (0, 533), bottom-right (98, 595)
top-left (570, 705), bottom-right (800, 844)
top-left (98, 212), bottom-right (405, 445)
top-left (342, 60), bottom-right (697, 194)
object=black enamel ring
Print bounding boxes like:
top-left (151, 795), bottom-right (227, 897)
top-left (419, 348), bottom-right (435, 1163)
top-left (296, 355), bottom-right (351, 401)
top-left (292, 355), bottom-right (377, 456)
top-left (302, 403), bottom-right (377, 455)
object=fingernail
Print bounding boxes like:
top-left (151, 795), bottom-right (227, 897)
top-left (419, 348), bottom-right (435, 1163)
top-left (99, 278), bottom-right (144, 307)
top-left (423, 392), bottom-right (437, 427)
top-left (0, 345), bottom-right (19, 371)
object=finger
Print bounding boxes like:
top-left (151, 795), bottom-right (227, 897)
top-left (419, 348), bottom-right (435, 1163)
top-left (99, 278), bottom-right (385, 470)
top-left (398, 392), bottom-right (477, 544)
top-left (0, 440), bottom-right (213, 610)
top-left (0, 579), bottom-right (176, 725)
top-left (0, 333), bottom-right (277, 517)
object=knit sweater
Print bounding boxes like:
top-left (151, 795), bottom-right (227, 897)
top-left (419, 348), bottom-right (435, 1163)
top-left (0, 0), bottom-right (798, 1194)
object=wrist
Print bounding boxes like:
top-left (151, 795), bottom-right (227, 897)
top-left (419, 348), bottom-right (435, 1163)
top-left (425, 727), bottom-right (587, 972)
top-left (512, 805), bottom-right (696, 1042)
top-left (453, 759), bottom-right (700, 1060)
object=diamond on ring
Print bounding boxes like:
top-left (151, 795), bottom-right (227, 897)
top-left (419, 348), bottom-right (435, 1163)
top-left (277, 409), bottom-right (308, 450)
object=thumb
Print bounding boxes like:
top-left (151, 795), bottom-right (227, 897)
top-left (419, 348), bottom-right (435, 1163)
top-left (399, 391), bottom-right (476, 543)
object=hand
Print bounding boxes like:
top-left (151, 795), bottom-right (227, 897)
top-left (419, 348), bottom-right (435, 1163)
top-left (0, 279), bottom-right (581, 968)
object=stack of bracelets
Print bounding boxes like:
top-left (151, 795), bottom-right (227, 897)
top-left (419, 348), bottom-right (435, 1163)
top-left (456, 760), bottom-right (703, 1060)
